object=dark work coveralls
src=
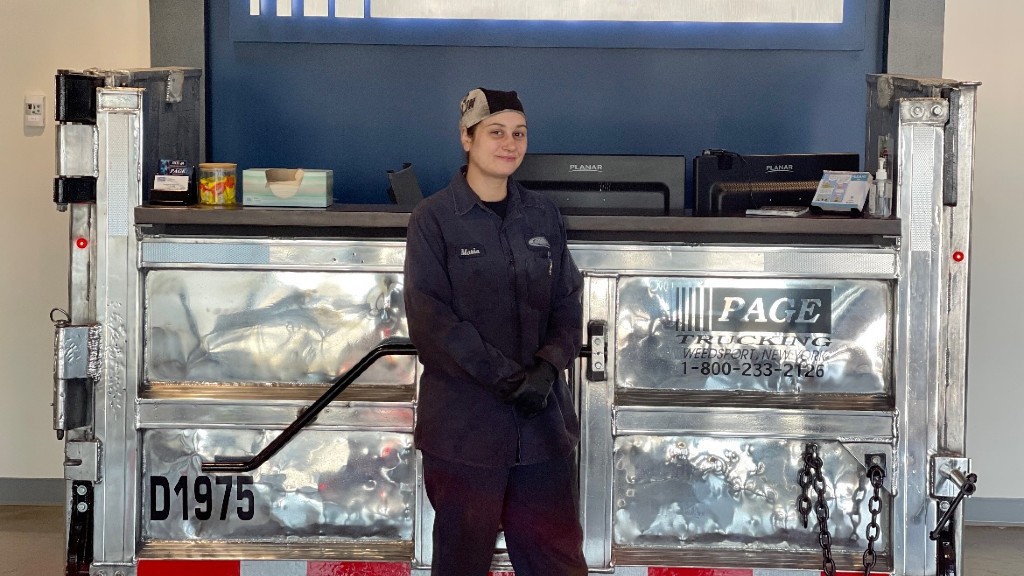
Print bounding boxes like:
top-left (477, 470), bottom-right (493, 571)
top-left (403, 169), bottom-right (588, 576)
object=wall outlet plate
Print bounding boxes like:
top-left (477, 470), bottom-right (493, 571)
top-left (25, 94), bottom-right (45, 128)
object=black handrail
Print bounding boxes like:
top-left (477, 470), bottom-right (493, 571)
top-left (202, 337), bottom-right (417, 473)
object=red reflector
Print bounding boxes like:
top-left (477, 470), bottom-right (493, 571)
top-left (75, 237), bottom-right (88, 249)
top-left (953, 251), bottom-right (965, 262)
top-left (138, 560), bottom-right (240, 576)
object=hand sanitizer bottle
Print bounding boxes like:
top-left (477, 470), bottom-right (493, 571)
top-left (874, 158), bottom-right (891, 218)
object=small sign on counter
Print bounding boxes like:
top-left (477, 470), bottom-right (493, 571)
top-left (149, 159), bottom-right (197, 205)
top-left (811, 170), bottom-right (872, 213)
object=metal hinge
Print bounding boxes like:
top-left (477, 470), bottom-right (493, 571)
top-left (52, 309), bottom-right (101, 438)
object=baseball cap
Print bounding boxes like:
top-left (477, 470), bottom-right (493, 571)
top-left (459, 88), bottom-right (526, 130)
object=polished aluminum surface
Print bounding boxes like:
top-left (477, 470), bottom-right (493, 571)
top-left (935, 87), bottom-right (976, 576)
top-left (60, 76), bottom-right (976, 574)
top-left (141, 428), bottom-right (415, 542)
top-left (614, 407), bottom-right (895, 444)
top-left (612, 435), bottom-right (890, 554)
top-left (579, 276), bottom-right (617, 569)
top-left (615, 278), bottom-right (890, 394)
top-left (65, 441), bottom-right (99, 482)
top-left (939, 85), bottom-right (976, 455)
top-left (55, 325), bottom-right (95, 380)
top-left (894, 96), bottom-right (949, 576)
top-left (69, 205), bottom-right (94, 326)
top-left (93, 87), bottom-right (144, 563)
top-left (142, 239), bottom-right (406, 270)
top-left (137, 400), bottom-right (414, 431)
top-left (571, 245), bottom-right (897, 278)
top-left (144, 269), bottom-right (412, 387)
top-left (56, 123), bottom-right (98, 177)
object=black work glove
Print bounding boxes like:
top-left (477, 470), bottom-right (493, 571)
top-left (503, 359), bottom-right (558, 419)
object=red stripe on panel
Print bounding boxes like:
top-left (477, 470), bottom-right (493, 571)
top-left (138, 560), bottom-right (241, 576)
top-left (306, 562), bottom-right (411, 576)
top-left (648, 568), bottom-right (888, 576)
top-left (647, 565), bottom-right (753, 569)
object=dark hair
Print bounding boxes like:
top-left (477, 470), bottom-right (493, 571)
top-left (464, 123), bottom-right (478, 163)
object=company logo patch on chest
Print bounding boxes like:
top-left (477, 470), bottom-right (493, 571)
top-left (458, 244), bottom-right (485, 258)
top-left (527, 236), bottom-right (550, 250)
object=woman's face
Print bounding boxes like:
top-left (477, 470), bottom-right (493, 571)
top-left (462, 111), bottom-right (528, 181)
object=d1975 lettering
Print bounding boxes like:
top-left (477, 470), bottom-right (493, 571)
top-left (150, 475), bottom-right (255, 522)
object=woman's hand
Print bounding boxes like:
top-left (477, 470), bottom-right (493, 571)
top-left (502, 359), bottom-right (557, 418)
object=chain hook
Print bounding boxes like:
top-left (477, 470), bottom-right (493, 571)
top-left (50, 307), bottom-right (70, 327)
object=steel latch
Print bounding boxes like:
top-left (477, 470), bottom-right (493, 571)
top-left (587, 320), bottom-right (608, 381)
top-left (930, 455), bottom-right (978, 544)
top-left (931, 455), bottom-right (972, 498)
top-left (65, 441), bottom-right (100, 483)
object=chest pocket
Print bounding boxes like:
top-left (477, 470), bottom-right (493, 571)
top-left (448, 249), bottom-right (503, 319)
top-left (525, 236), bottom-right (553, 310)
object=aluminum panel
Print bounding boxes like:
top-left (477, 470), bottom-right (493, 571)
top-left (612, 436), bottom-right (890, 555)
top-left (144, 269), bottom-right (412, 386)
top-left (141, 239), bottom-right (406, 270)
top-left (572, 245), bottom-right (765, 275)
top-left (141, 429), bottom-right (415, 542)
top-left (570, 245), bottom-right (896, 278)
top-left (615, 278), bottom-right (891, 394)
top-left (137, 401), bottom-right (414, 431)
top-left (614, 407), bottom-right (895, 443)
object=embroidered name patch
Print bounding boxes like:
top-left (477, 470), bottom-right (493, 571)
top-left (458, 244), bottom-right (485, 258)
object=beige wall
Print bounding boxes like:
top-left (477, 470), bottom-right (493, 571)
top-left (0, 2), bottom-right (149, 477)
top-left (944, 1), bottom-right (1024, 499)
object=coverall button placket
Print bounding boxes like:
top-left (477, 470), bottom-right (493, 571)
top-left (494, 212), bottom-right (525, 463)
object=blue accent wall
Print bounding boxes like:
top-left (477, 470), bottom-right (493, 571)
top-left (207, 1), bottom-right (886, 204)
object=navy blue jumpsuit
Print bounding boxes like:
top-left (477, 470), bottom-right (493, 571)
top-left (403, 169), bottom-right (587, 575)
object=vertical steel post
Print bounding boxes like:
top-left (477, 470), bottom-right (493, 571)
top-left (91, 87), bottom-right (144, 572)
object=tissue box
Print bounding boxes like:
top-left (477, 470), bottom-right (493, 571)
top-left (243, 168), bottom-right (333, 207)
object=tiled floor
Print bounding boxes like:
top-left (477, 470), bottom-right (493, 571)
top-left (0, 505), bottom-right (1020, 575)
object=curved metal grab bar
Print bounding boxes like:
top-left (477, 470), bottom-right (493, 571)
top-left (202, 337), bottom-right (417, 473)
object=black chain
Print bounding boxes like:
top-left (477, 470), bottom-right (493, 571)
top-left (797, 444), bottom-right (815, 528)
top-left (805, 443), bottom-right (836, 576)
top-left (862, 464), bottom-right (886, 576)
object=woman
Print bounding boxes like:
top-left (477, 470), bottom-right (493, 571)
top-left (403, 88), bottom-right (588, 576)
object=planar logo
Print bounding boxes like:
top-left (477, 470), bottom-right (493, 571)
top-left (765, 164), bottom-right (794, 174)
top-left (569, 164), bottom-right (603, 173)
